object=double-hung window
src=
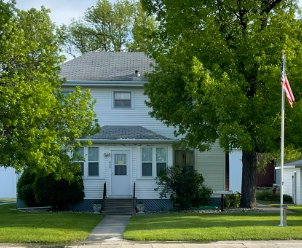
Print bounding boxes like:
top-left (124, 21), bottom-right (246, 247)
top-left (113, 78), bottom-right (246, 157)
top-left (113, 91), bottom-right (131, 108)
top-left (174, 150), bottom-right (194, 172)
top-left (88, 147), bottom-right (99, 176)
top-left (74, 147), bottom-right (84, 176)
top-left (141, 147), bottom-right (167, 177)
top-left (142, 147), bottom-right (153, 176)
top-left (73, 147), bottom-right (100, 177)
top-left (156, 148), bottom-right (167, 176)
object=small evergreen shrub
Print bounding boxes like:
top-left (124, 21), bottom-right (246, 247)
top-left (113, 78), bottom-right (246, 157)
top-left (17, 169), bottom-right (40, 207)
top-left (155, 165), bottom-right (212, 210)
top-left (17, 166), bottom-right (85, 210)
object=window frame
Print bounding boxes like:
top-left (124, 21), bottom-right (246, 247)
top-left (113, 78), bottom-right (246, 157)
top-left (88, 147), bottom-right (99, 177)
top-left (74, 147), bottom-right (101, 178)
top-left (174, 150), bottom-right (195, 172)
top-left (140, 146), bottom-right (168, 178)
top-left (112, 91), bottom-right (133, 109)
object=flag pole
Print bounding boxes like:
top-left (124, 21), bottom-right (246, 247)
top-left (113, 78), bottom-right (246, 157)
top-left (279, 50), bottom-right (285, 227)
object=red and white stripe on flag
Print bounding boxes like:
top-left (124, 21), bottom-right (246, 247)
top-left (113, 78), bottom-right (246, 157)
top-left (282, 75), bottom-right (294, 108)
top-left (281, 57), bottom-right (295, 108)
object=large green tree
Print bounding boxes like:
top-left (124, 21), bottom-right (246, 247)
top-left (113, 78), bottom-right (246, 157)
top-left (141, 0), bottom-right (302, 207)
top-left (0, 1), bottom-right (99, 180)
top-left (59, 0), bottom-right (156, 58)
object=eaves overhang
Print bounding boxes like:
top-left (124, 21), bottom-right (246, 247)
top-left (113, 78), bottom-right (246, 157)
top-left (77, 139), bottom-right (178, 144)
top-left (63, 80), bottom-right (147, 87)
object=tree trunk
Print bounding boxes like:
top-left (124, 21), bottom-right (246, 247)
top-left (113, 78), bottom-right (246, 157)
top-left (240, 150), bottom-right (257, 208)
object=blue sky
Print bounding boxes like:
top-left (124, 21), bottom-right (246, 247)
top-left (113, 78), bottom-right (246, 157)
top-left (14, 0), bottom-right (302, 27)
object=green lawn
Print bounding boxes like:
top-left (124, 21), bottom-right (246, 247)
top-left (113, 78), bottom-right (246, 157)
top-left (269, 204), bottom-right (302, 214)
top-left (0, 204), bottom-right (103, 244)
top-left (0, 198), bottom-right (16, 203)
top-left (124, 213), bottom-right (302, 242)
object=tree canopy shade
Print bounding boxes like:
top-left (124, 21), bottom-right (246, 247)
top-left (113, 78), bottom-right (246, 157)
top-left (141, 0), bottom-right (302, 207)
top-left (59, 0), bottom-right (156, 58)
top-left (0, 1), bottom-right (100, 180)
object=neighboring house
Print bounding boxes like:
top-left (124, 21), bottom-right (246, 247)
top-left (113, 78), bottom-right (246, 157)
top-left (60, 51), bottom-right (226, 211)
top-left (228, 149), bottom-right (275, 194)
top-left (275, 160), bottom-right (302, 205)
top-left (0, 167), bottom-right (16, 199)
top-left (228, 149), bottom-right (242, 193)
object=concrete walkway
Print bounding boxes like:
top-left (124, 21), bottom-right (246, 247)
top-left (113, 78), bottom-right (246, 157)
top-left (85, 215), bottom-right (131, 243)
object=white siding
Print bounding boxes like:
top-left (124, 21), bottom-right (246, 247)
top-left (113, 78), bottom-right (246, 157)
top-left (77, 87), bottom-right (177, 139)
top-left (83, 179), bottom-right (105, 199)
top-left (229, 149), bottom-right (242, 193)
top-left (196, 142), bottom-right (225, 193)
top-left (280, 168), bottom-right (302, 205)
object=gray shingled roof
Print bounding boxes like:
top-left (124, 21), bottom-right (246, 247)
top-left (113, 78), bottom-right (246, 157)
top-left (60, 52), bottom-right (154, 81)
top-left (86, 126), bottom-right (171, 140)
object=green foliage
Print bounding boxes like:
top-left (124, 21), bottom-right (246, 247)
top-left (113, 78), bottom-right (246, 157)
top-left (155, 166), bottom-right (212, 210)
top-left (59, 0), bottom-right (156, 58)
top-left (224, 192), bottom-right (241, 208)
top-left (0, 1), bottom-right (100, 178)
top-left (17, 169), bottom-right (38, 207)
top-left (17, 167), bottom-right (85, 209)
top-left (142, 0), bottom-right (302, 207)
top-left (256, 188), bottom-right (293, 202)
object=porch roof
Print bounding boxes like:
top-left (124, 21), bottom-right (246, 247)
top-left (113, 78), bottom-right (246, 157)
top-left (80, 126), bottom-right (176, 144)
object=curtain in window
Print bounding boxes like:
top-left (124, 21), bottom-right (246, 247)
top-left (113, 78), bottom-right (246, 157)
top-left (156, 148), bottom-right (166, 162)
top-left (88, 147), bottom-right (99, 161)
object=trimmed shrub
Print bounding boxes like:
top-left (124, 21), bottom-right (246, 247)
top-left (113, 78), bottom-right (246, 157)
top-left (17, 169), bottom-right (40, 207)
top-left (155, 165), bottom-right (212, 210)
top-left (17, 166), bottom-right (85, 210)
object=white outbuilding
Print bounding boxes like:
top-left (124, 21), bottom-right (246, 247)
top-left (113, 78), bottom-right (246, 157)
top-left (275, 160), bottom-right (302, 205)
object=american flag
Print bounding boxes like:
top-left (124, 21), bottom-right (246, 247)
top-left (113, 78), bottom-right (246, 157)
top-left (281, 55), bottom-right (295, 108)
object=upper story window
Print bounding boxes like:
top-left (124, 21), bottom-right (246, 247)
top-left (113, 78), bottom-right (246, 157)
top-left (113, 91), bottom-right (132, 108)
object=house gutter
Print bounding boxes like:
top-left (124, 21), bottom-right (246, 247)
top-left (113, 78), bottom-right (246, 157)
top-left (77, 139), bottom-right (178, 144)
top-left (63, 80), bottom-right (147, 87)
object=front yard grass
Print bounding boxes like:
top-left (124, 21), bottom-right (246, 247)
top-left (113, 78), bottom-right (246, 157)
top-left (0, 198), bottom-right (16, 203)
top-left (124, 213), bottom-right (302, 242)
top-left (269, 204), bottom-right (302, 214)
top-left (0, 204), bottom-right (103, 244)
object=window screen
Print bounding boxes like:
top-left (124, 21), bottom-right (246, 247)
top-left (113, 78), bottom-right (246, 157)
top-left (114, 92), bottom-right (131, 107)
top-left (142, 147), bottom-right (152, 176)
top-left (88, 147), bottom-right (99, 176)
top-left (156, 148), bottom-right (166, 176)
top-left (114, 154), bottom-right (127, 175)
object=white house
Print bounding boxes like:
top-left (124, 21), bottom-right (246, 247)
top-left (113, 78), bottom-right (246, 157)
top-left (60, 52), bottom-right (226, 211)
top-left (275, 160), bottom-right (302, 205)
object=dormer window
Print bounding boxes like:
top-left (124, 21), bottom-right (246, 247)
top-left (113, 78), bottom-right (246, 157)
top-left (113, 91), bottom-right (132, 108)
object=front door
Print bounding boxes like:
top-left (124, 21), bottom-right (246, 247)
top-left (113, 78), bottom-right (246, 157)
top-left (111, 150), bottom-right (131, 196)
